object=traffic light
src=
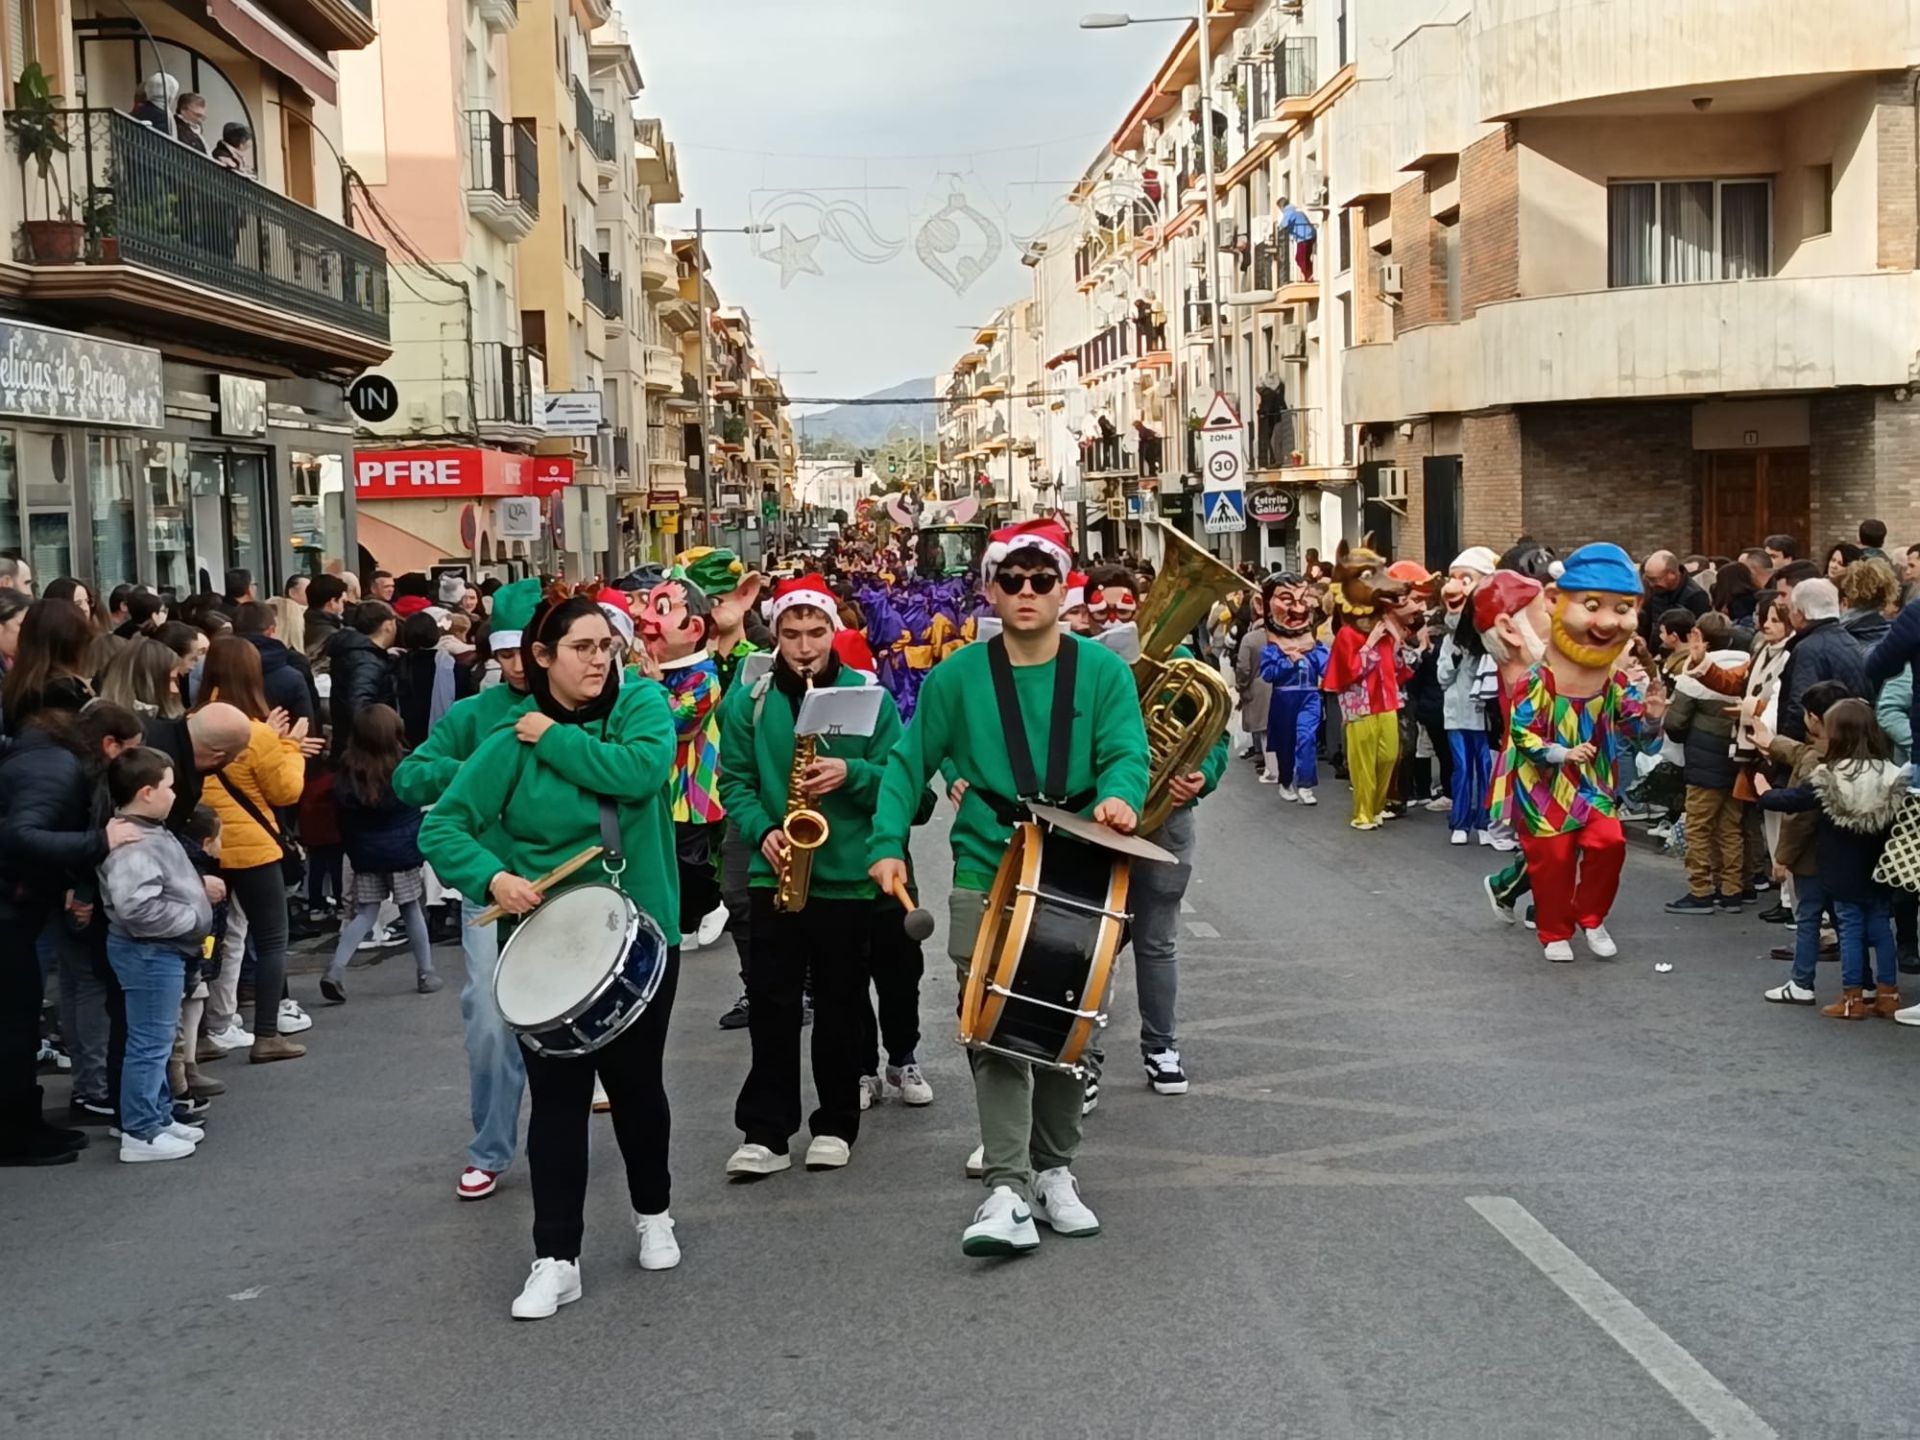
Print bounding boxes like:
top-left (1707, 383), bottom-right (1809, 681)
top-left (853, 459), bottom-right (864, 478)
top-left (888, 459), bottom-right (899, 476)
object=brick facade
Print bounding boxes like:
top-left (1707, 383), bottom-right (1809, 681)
top-left (1458, 126), bottom-right (1518, 319)
top-left (1461, 410), bottom-right (1523, 545)
top-left (1811, 391), bottom-right (1920, 546)
top-left (1389, 176), bottom-right (1431, 334)
top-left (1875, 73), bottom-right (1918, 272)
top-left (1518, 403), bottom-right (1694, 557)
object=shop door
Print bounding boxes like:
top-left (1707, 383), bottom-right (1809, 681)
top-left (1697, 450), bottom-right (1809, 557)
top-left (188, 449), bottom-right (271, 595)
top-left (1421, 456), bottom-right (1462, 575)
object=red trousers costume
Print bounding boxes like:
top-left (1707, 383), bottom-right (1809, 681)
top-left (1516, 814), bottom-right (1626, 944)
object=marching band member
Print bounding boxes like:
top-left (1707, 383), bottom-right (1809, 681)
top-left (868, 520), bottom-right (1149, 1258)
top-left (1079, 563), bottom-right (1228, 1100)
top-left (420, 593), bottom-right (682, 1320)
top-left (391, 577), bottom-right (542, 1203)
top-left (718, 576), bottom-right (903, 1177)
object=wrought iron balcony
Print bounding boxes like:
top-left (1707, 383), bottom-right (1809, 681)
top-left (580, 247), bottom-right (621, 319)
top-left (573, 81), bottom-right (616, 163)
top-left (474, 341), bottom-right (538, 427)
top-left (613, 426), bottom-right (632, 475)
top-left (464, 111), bottom-right (538, 240)
top-left (12, 108), bottom-right (388, 344)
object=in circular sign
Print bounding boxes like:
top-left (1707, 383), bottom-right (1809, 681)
top-left (348, 373), bottom-right (399, 423)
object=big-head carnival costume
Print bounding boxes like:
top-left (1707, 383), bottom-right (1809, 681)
top-left (1259, 572), bottom-right (1328, 801)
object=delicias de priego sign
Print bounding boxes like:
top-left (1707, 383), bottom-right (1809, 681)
top-left (1247, 483), bottom-right (1295, 524)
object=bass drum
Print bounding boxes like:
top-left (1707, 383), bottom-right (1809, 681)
top-left (960, 821), bottom-right (1130, 1075)
top-left (494, 883), bottom-right (667, 1058)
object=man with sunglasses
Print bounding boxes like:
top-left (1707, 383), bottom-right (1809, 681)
top-left (869, 519), bottom-right (1149, 1258)
top-left (392, 577), bottom-right (543, 1204)
top-left (1076, 563), bottom-right (1228, 1103)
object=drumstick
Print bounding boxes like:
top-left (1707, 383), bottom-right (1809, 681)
top-left (468, 846), bottom-right (606, 927)
top-left (889, 878), bottom-right (937, 943)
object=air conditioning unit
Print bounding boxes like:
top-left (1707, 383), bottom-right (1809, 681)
top-left (1215, 218), bottom-right (1238, 250)
top-left (1234, 26), bottom-right (1253, 57)
top-left (1380, 263), bottom-right (1405, 298)
top-left (1280, 324), bottom-right (1307, 359)
top-left (1302, 165), bottom-right (1326, 203)
top-left (1375, 465), bottom-right (1410, 501)
top-left (1180, 83), bottom-right (1199, 109)
top-left (1156, 377), bottom-right (1177, 399)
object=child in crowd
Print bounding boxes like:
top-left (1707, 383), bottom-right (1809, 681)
top-left (97, 750), bottom-right (220, 1163)
top-left (1656, 608), bottom-right (1696, 681)
top-left (170, 805), bottom-right (228, 1117)
top-left (1664, 613), bottom-right (1750, 914)
top-left (322, 704), bottom-right (440, 1002)
top-left (1756, 695), bottom-right (1908, 1018)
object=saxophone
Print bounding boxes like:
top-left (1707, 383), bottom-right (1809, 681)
top-left (774, 671), bottom-right (830, 913)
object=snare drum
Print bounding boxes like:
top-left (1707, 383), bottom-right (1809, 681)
top-left (493, 884), bottom-right (667, 1058)
top-left (960, 822), bottom-right (1130, 1076)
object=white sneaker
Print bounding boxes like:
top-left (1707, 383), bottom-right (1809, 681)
top-left (1543, 940), bottom-right (1575, 963)
top-left (205, 1020), bottom-right (254, 1052)
top-left (886, 1062), bottom-right (933, 1106)
top-left (1276, 784), bottom-right (1298, 802)
top-left (1143, 1049), bottom-right (1189, 1095)
top-left (119, 1130), bottom-right (196, 1163)
top-left (1489, 835), bottom-right (1517, 852)
top-left (165, 1121), bottom-right (206, 1143)
top-left (633, 1211), bottom-right (680, 1270)
top-left (1476, 830), bottom-right (1495, 847)
top-left (1257, 771), bottom-right (1278, 785)
top-left (1425, 795), bottom-right (1453, 812)
top-left (1765, 980), bottom-right (1816, 1005)
top-left (1450, 829), bottom-right (1469, 846)
top-left (1031, 1167), bottom-right (1101, 1236)
top-left (1895, 999), bottom-right (1920, 1026)
top-left (277, 999), bottom-right (313, 1035)
top-left (696, 902), bottom-right (730, 948)
top-left (511, 1258), bottom-right (581, 1319)
top-left (961, 1184), bottom-right (1040, 1257)
top-left (964, 1143), bottom-right (985, 1179)
top-left (1375, 810), bottom-right (1396, 822)
top-left (805, 1135), bottom-right (851, 1170)
top-left (1483, 875), bottom-right (1516, 925)
top-left (1582, 924), bottom-right (1618, 958)
top-left (857, 1074), bottom-right (882, 1111)
top-left (1297, 788), bottom-right (1317, 806)
top-left (726, 1143), bottom-right (791, 1179)
top-left (356, 923), bottom-right (398, 953)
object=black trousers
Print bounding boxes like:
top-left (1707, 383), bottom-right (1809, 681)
top-left (735, 892), bottom-right (869, 1150)
top-left (522, 945), bottom-right (679, 1263)
top-left (0, 903), bottom-right (52, 1148)
top-left (222, 863), bottom-right (288, 1038)
top-left (858, 897), bottom-right (925, 1073)
top-left (675, 822), bottom-right (721, 935)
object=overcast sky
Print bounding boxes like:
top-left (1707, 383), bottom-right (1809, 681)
top-left (622, 0), bottom-right (1168, 407)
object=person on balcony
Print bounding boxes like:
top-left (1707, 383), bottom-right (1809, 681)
top-left (212, 124), bottom-right (255, 179)
top-left (1257, 376), bottom-right (1292, 469)
top-left (1134, 420), bottom-right (1163, 478)
top-left (131, 73), bottom-right (178, 137)
top-left (1278, 197), bottom-right (1317, 283)
top-left (173, 93), bottom-right (209, 156)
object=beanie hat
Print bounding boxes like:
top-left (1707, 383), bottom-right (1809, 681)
top-left (981, 519), bottom-right (1073, 583)
top-left (487, 577), bottom-right (542, 652)
top-left (1449, 546), bottom-right (1498, 577)
top-left (1556, 542), bottom-right (1642, 596)
top-left (438, 573), bottom-right (467, 606)
top-left (767, 575), bottom-right (842, 631)
top-left (675, 546), bottom-right (747, 598)
top-left (1471, 570), bottom-right (1545, 636)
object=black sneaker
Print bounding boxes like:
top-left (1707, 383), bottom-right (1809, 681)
top-left (1900, 946), bottom-right (1920, 976)
top-left (1734, 888), bottom-right (1758, 904)
top-left (1082, 1074), bottom-right (1101, 1115)
top-left (1751, 872), bottom-right (1772, 893)
top-left (1523, 903), bottom-right (1537, 931)
top-left (1143, 1050), bottom-right (1188, 1096)
top-left (173, 1097), bottom-right (210, 1123)
top-left (1758, 902), bottom-right (1793, 925)
top-left (717, 994), bottom-right (750, 1030)
top-left (67, 1098), bottom-right (115, 1125)
top-left (1715, 896), bottom-right (1745, 915)
top-left (1665, 894), bottom-right (1717, 916)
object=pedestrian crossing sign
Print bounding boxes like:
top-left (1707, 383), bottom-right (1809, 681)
top-left (1202, 488), bottom-right (1246, 534)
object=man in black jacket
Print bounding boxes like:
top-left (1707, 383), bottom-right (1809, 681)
top-left (326, 600), bottom-right (398, 751)
top-left (304, 575), bottom-right (348, 671)
top-left (1638, 550), bottom-right (1711, 645)
top-left (1778, 578), bottom-right (1866, 742)
top-left (140, 704), bottom-right (253, 832)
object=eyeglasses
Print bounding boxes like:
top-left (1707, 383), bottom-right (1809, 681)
top-left (558, 638), bottom-right (619, 658)
top-left (994, 571), bottom-right (1060, 597)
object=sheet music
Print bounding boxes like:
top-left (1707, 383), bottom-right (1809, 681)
top-left (796, 684), bottom-right (886, 739)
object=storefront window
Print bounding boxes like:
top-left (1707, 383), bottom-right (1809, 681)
top-left (87, 435), bottom-right (139, 590)
top-left (288, 451), bottom-right (344, 577)
top-left (142, 441), bottom-right (191, 598)
top-left (28, 512), bottom-right (70, 582)
top-left (0, 430), bottom-right (19, 558)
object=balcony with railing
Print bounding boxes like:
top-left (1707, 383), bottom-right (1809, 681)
top-left (643, 343), bottom-right (679, 392)
top-left (1080, 432), bottom-right (1138, 479)
top-left (474, 340), bottom-right (541, 435)
top-left (573, 81), bottom-right (616, 165)
top-left (580, 247), bottom-right (622, 320)
top-left (474, 0), bottom-right (516, 32)
top-left (464, 111), bottom-right (539, 242)
top-left (9, 108), bottom-right (389, 368)
top-left (1244, 37), bottom-right (1319, 140)
top-left (1184, 282), bottom-right (1215, 338)
top-left (1077, 319), bottom-right (1134, 375)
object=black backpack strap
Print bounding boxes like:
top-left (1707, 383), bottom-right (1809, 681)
top-left (986, 636), bottom-right (1039, 800)
top-left (216, 763), bottom-right (282, 854)
top-left (1043, 634), bottom-right (1078, 802)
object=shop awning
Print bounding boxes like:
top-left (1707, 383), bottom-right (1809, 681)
top-left (205, 0), bottom-right (339, 105)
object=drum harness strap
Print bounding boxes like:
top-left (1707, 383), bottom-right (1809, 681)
top-left (597, 795), bottom-right (626, 878)
top-left (975, 635), bottom-right (1093, 827)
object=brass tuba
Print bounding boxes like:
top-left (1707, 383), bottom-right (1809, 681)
top-left (774, 673), bottom-right (830, 912)
top-left (1132, 521), bottom-right (1244, 834)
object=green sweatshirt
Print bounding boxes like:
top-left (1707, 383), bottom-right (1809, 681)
top-left (419, 682), bottom-right (683, 944)
top-left (392, 682), bottom-right (534, 807)
top-left (717, 663), bottom-right (903, 899)
top-left (870, 634), bottom-right (1150, 891)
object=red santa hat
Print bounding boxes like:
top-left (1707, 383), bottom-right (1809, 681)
top-left (1064, 571), bottom-right (1089, 609)
top-left (594, 586), bottom-right (635, 648)
top-left (766, 574), bottom-right (842, 631)
top-left (831, 627), bottom-right (877, 679)
top-left (981, 518), bottom-right (1074, 583)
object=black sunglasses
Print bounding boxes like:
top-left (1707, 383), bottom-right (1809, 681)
top-left (994, 571), bottom-right (1060, 596)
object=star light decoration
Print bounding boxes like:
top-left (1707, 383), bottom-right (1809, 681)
top-left (764, 223), bottom-right (824, 289)
top-left (747, 182), bottom-right (1010, 297)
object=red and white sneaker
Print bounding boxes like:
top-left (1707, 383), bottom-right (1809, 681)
top-left (457, 1167), bottom-right (500, 1201)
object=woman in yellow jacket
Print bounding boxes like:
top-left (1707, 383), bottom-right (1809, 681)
top-left (197, 637), bottom-right (319, 1063)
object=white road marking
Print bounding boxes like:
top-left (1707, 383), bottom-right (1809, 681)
top-left (1180, 898), bottom-right (1195, 914)
top-left (1187, 921), bottom-right (1220, 939)
top-left (1467, 1197), bottom-right (1776, 1440)
top-left (227, 1286), bottom-right (267, 1302)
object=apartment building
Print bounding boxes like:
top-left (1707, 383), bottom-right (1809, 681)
top-left (934, 300), bottom-right (1044, 523)
top-left (1338, 0), bottom-right (1920, 567)
top-left (0, 0), bottom-right (391, 594)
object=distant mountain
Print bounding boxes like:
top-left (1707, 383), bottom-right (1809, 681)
top-left (794, 377), bottom-right (936, 451)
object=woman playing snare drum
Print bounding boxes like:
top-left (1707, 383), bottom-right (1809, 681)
top-left (421, 593), bottom-right (682, 1320)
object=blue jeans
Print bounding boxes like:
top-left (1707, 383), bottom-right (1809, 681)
top-left (1835, 893), bottom-right (1899, 990)
top-left (460, 899), bottom-right (526, 1173)
top-left (1447, 728), bottom-right (1492, 833)
top-left (105, 934), bottom-right (187, 1141)
top-left (1790, 873), bottom-right (1829, 990)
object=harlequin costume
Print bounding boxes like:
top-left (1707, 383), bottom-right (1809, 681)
top-left (638, 572), bottom-right (727, 937)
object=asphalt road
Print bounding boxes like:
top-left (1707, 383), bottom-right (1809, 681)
top-left (5, 759), bottom-right (1918, 1439)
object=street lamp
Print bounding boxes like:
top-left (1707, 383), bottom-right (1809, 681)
top-left (693, 208), bottom-right (774, 546)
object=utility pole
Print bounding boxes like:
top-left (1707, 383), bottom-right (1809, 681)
top-left (1194, 0), bottom-right (1227, 395)
top-left (693, 207), bottom-right (712, 547)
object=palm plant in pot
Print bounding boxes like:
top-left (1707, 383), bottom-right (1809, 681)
top-left (9, 63), bottom-right (81, 263)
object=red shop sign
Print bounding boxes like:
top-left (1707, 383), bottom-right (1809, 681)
top-left (354, 448), bottom-right (572, 499)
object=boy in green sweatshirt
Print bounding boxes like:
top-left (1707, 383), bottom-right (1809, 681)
top-left (717, 577), bottom-right (902, 1178)
top-left (391, 577), bottom-right (539, 1204)
top-left (868, 519), bottom-right (1149, 1259)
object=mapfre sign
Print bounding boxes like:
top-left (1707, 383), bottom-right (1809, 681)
top-left (353, 448), bottom-right (573, 499)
